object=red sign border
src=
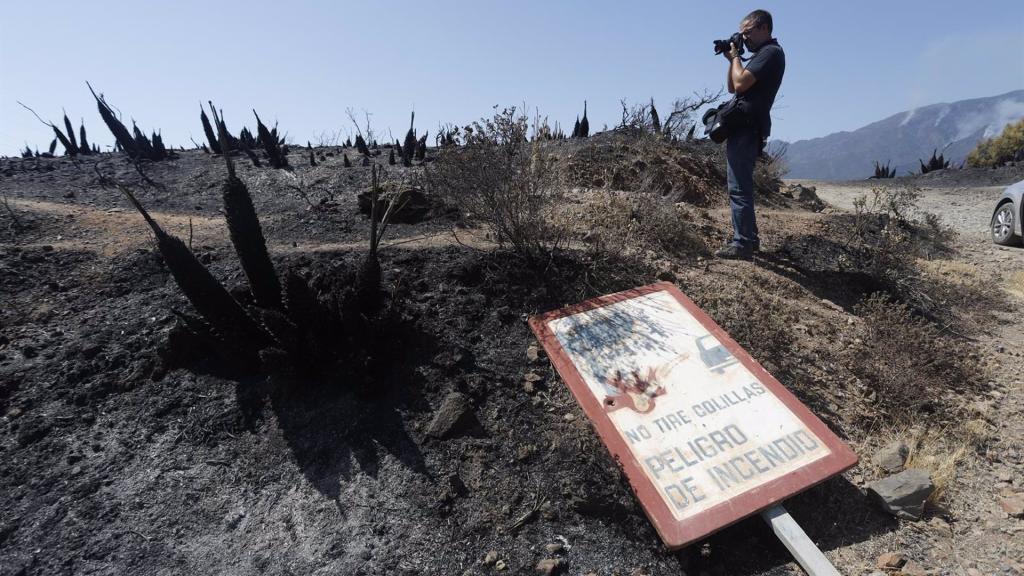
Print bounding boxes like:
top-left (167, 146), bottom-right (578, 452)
top-left (528, 281), bottom-right (858, 550)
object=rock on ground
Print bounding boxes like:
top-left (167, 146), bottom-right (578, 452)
top-left (872, 440), bottom-right (909, 473)
top-left (535, 558), bottom-right (564, 575)
top-left (867, 468), bottom-right (934, 520)
top-left (426, 391), bottom-right (477, 438)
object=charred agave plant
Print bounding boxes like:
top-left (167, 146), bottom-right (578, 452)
top-left (16, 102), bottom-right (86, 157)
top-left (200, 105), bottom-right (222, 154)
top-left (919, 149), bottom-right (950, 174)
top-left (253, 111), bottom-right (289, 169)
top-left (115, 180), bottom-right (274, 367)
top-left (116, 123), bottom-right (402, 376)
top-left (872, 160), bottom-right (896, 179)
top-left (355, 135), bottom-right (370, 157)
top-left (205, 103), bottom-right (261, 167)
top-left (415, 133), bottom-right (428, 162)
top-left (87, 82), bottom-right (170, 161)
top-left (402, 111), bottom-right (417, 167)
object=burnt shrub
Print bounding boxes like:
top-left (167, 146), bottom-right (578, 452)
top-left (570, 190), bottom-right (707, 263)
top-left (843, 294), bottom-right (986, 417)
top-left (562, 134), bottom-right (726, 205)
top-left (425, 106), bottom-right (566, 264)
top-left (836, 185), bottom-right (951, 315)
top-left (694, 279), bottom-right (797, 377)
top-left (779, 184), bottom-right (994, 329)
top-left (754, 142), bottom-right (787, 194)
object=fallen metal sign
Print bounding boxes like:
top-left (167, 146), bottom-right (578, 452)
top-left (529, 282), bottom-right (858, 550)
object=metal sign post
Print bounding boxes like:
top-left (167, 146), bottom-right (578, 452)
top-left (529, 282), bottom-right (858, 560)
top-left (762, 505), bottom-right (841, 576)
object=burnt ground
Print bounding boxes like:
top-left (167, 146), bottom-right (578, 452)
top-left (1, 148), bottom-right (1023, 575)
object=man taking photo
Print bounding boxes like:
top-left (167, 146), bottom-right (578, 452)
top-left (715, 9), bottom-right (785, 260)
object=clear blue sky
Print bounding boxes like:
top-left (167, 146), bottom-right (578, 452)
top-left (1, 0), bottom-right (1021, 155)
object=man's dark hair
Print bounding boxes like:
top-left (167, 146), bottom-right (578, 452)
top-left (743, 9), bottom-right (773, 33)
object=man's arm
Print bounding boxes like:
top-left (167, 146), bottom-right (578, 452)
top-left (728, 43), bottom-right (758, 94)
top-left (725, 51), bottom-right (736, 94)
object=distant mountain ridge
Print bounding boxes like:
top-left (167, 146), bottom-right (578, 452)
top-left (779, 90), bottom-right (1024, 181)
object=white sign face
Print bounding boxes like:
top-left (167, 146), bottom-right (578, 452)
top-left (546, 289), bottom-right (831, 521)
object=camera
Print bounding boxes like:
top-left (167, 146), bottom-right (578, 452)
top-left (713, 32), bottom-right (745, 56)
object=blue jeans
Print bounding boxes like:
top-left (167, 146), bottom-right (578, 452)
top-left (726, 128), bottom-right (759, 247)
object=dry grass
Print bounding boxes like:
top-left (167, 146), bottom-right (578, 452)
top-left (862, 421), bottom-right (987, 509)
top-left (563, 190), bottom-right (707, 262)
top-left (904, 428), bottom-right (970, 507)
top-left (917, 259), bottom-right (981, 285)
top-left (1007, 269), bottom-right (1024, 300)
top-left (561, 134), bottom-right (726, 205)
top-left (693, 273), bottom-right (799, 376)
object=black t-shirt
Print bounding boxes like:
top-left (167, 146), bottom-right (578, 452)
top-left (740, 39), bottom-right (785, 138)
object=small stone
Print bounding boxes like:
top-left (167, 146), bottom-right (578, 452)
top-left (524, 371), bottom-right (544, 383)
top-left (867, 469), bottom-right (934, 520)
top-left (527, 345), bottom-right (542, 362)
top-left (523, 380), bottom-right (536, 394)
top-left (927, 517), bottom-right (952, 538)
top-left (655, 268), bottom-right (676, 282)
top-left (540, 501), bottom-right (556, 520)
top-left (535, 558), bottom-right (563, 575)
top-left (426, 392), bottom-right (477, 439)
top-left (495, 559), bottom-right (507, 571)
top-left (484, 550), bottom-right (499, 565)
top-left (876, 552), bottom-right (906, 570)
top-left (901, 560), bottom-right (928, 576)
top-left (544, 543), bottom-right (564, 554)
top-left (563, 413), bottom-right (576, 422)
top-left (872, 440), bottom-right (909, 473)
top-left (516, 445), bottom-right (535, 461)
top-left (999, 495), bottom-right (1024, 518)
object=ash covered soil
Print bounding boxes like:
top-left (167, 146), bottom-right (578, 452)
top-left (1, 146), bottom-right (1023, 575)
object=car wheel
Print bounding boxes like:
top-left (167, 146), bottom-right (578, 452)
top-left (992, 202), bottom-right (1019, 246)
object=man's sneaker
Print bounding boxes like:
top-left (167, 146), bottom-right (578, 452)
top-left (752, 240), bottom-right (761, 253)
top-left (714, 243), bottom-right (753, 260)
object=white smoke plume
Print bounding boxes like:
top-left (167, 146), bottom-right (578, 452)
top-left (955, 97), bottom-right (1024, 141)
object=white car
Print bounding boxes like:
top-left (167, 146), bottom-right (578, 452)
top-left (992, 180), bottom-right (1024, 246)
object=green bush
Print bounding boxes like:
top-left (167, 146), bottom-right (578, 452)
top-left (967, 119), bottom-right (1024, 168)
